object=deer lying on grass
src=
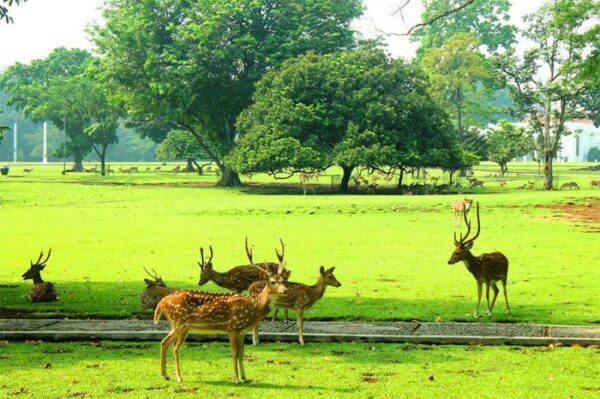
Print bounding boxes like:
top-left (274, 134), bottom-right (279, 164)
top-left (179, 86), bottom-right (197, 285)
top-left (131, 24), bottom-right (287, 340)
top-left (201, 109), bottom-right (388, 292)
top-left (140, 268), bottom-right (177, 310)
top-left (448, 202), bottom-right (510, 317)
top-left (22, 249), bottom-right (58, 302)
top-left (154, 243), bottom-right (287, 384)
top-left (452, 198), bottom-right (473, 228)
top-left (249, 266), bottom-right (341, 346)
top-left (171, 165), bottom-right (181, 174)
top-left (592, 180), bottom-right (599, 188)
top-left (154, 166), bottom-right (161, 172)
top-left (198, 239), bottom-right (291, 293)
top-left (560, 182), bottom-right (579, 190)
top-left (23, 168), bottom-right (33, 173)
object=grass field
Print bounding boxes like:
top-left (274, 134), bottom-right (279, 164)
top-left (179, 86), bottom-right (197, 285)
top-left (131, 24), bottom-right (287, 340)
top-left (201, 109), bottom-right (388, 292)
top-left (0, 162), bottom-right (599, 325)
top-left (1, 340), bottom-right (599, 399)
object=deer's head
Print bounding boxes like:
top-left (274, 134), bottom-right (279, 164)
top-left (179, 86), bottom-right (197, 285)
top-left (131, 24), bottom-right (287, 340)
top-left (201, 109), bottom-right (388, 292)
top-left (143, 267), bottom-right (167, 287)
top-left (449, 202), bottom-right (480, 265)
top-left (319, 266), bottom-right (341, 287)
top-left (463, 198), bottom-right (473, 210)
top-left (246, 237), bottom-right (288, 295)
top-left (197, 246), bottom-right (214, 285)
top-left (22, 249), bottom-right (52, 280)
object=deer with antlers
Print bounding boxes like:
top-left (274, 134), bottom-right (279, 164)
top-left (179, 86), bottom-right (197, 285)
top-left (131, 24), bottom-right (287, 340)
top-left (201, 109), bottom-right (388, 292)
top-left (154, 241), bottom-right (287, 383)
top-left (198, 239), bottom-right (290, 293)
top-left (22, 249), bottom-right (58, 302)
top-left (249, 265), bottom-right (341, 346)
top-left (140, 268), bottom-right (177, 310)
top-left (448, 203), bottom-right (511, 317)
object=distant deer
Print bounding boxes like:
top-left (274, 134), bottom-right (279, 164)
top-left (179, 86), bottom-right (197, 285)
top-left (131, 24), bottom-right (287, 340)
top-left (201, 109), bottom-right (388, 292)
top-left (469, 179), bottom-right (484, 189)
top-left (499, 181), bottom-right (507, 188)
top-left (560, 182), bottom-right (579, 190)
top-left (119, 167), bottom-right (132, 175)
top-left (145, 167), bottom-right (151, 172)
top-left (249, 266), bottom-right (341, 346)
top-left (592, 180), bottom-right (599, 188)
top-left (198, 239), bottom-right (290, 293)
top-left (140, 267), bottom-right (177, 310)
top-left (130, 166), bottom-right (139, 173)
top-left (171, 165), bottom-right (181, 174)
top-left (430, 176), bottom-right (440, 185)
top-left (448, 203), bottom-right (510, 317)
top-left (154, 166), bottom-right (161, 172)
top-left (23, 168), bottom-right (33, 173)
top-left (22, 249), bottom-right (58, 302)
top-left (452, 198), bottom-right (473, 228)
top-left (154, 243), bottom-right (288, 383)
top-left (299, 173), bottom-right (316, 195)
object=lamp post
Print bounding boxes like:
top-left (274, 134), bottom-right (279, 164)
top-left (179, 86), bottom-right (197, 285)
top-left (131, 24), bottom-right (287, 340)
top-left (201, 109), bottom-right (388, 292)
top-left (62, 116), bottom-right (66, 175)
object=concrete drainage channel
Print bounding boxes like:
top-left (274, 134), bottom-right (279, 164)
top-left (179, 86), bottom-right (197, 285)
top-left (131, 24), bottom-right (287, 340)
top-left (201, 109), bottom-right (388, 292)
top-left (2, 319), bottom-right (600, 346)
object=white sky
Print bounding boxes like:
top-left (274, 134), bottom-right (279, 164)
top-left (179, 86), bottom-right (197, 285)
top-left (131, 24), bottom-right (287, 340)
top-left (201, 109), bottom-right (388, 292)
top-left (0, 0), bottom-right (546, 69)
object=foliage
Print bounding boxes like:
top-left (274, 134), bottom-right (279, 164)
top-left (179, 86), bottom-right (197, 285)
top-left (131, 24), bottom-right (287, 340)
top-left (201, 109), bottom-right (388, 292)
top-left (0, 48), bottom-right (121, 173)
top-left (229, 45), bottom-right (463, 191)
top-left (486, 120), bottom-right (533, 175)
top-left (462, 127), bottom-right (489, 160)
top-left (587, 147), bottom-right (600, 162)
top-left (0, 0), bottom-right (26, 23)
top-left (411, 0), bottom-right (516, 57)
top-left (494, 0), bottom-right (599, 189)
top-left (92, 0), bottom-right (363, 186)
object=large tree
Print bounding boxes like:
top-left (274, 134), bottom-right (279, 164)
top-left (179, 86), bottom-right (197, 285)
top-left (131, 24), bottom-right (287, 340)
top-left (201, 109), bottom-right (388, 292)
top-left (156, 130), bottom-right (209, 173)
top-left (495, 0), bottom-right (599, 189)
top-left (0, 48), bottom-right (120, 174)
top-left (92, 0), bottom-right (362, 186)
top-left (228, 45), bottom-right (467, 192)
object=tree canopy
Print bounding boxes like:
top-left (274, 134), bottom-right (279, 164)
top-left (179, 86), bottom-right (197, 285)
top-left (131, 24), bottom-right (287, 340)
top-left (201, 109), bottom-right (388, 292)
top-left (92, 0), bottom-right (363, 186)
top-left (228, 45), bottom-right (470, 191)
top-left (486, 120), bottom-right (533, 175)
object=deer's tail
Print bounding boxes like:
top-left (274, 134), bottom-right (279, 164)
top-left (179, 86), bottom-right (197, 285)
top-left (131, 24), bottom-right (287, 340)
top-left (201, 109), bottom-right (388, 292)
top-left (153, 302), bottom-right (164, 324)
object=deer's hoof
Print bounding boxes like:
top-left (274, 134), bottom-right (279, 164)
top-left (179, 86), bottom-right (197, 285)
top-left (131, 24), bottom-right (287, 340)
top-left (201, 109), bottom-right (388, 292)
top-left (473, 313), bottom-right (481, 318)
top-left (162, 373), bottom-right (170, 381)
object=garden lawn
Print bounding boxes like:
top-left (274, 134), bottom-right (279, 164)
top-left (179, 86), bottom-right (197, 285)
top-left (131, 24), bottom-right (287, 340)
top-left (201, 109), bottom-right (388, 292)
top-left (0, 162), bottom-right (599, 324)
top-left (0, 340), bottom-right (599, 399)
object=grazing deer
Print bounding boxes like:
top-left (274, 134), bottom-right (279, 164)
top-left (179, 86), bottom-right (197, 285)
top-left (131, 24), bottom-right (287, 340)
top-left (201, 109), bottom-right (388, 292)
top-left (22, 249), bottom-right (58, 302)
top-left (499, 181), bottom-right (507, 188)
top-left (119, 167), bottom-right (132, 175)
top-left (198, 239), bottom-right (290, 293)
top-left (452, 198), bottom-right (473, 228)
top-left (448, 203), bottom-right (510, 317)
top-left (154, 166), bottom-right (161, 172)
top-left (130, 166), bottom-right (139, 173)
top-left (140, 267), bottom-right (177, 310)
top-left (470, 179), bottom-right (484, 189)
top-left (145, 167), bottom-right (151, 172)
top-left (249, 266), bottom-right (341, 346)
top-left (23, 168), bottom-right (33, 173)
top-left (171, 165), bottom-right (181, 174)
top-left (154, 243), bottom-right (287, 383)
top-left (592, 180), bottom-right (599, 188)
top-left (527, 181), bottom-right (535, 190)
top-left (560, 182), bottom-right (579, 190)
top-left (430, 176), bottom-right (440, 185)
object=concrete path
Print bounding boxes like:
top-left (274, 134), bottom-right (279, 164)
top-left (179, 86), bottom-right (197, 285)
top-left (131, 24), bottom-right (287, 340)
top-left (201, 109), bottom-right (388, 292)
top-left (2, 319), bottom-right (600, 346)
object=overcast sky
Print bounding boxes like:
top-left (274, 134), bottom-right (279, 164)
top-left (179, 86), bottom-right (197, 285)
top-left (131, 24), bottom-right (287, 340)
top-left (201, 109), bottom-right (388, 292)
top-left (0, 0), bottom-right (545, 69)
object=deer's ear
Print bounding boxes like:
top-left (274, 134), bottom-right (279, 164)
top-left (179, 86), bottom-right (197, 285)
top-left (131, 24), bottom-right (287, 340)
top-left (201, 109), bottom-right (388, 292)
top-left (465, 242), bottom-right (474, 249)
top-left (144, 279), bottom-right (153, 285)
top-left (319, 266), bottom-right (325, 274)
top-left (327, 267), bottom-right (335, 273)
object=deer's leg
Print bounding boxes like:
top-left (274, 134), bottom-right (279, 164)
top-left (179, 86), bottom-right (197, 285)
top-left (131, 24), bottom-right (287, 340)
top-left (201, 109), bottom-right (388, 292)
top-left (490, 283), bottom-right (500, 313)
top-left (173, 329), bottom-right (189, 383)
top-left (485, 283), bottom-right (492, 317)
top-left (501, 278), bottom-right (511, 314)
top-left (160, 329), bottom-right (177, 380)
top-left (271, 308), bottom-right (279, 322)
top-left (252, 325), bottom-right (259, 346)
top-left (474, 281), bottom-right (482, 317)
top-left (284, 309), bottom-right (290, 322)
top-left (229, 331), bottom-right (240, 383)
top-left (237, 334), bottom-right (247, 382)
top-left (296, 308), bottom-right (305, 346)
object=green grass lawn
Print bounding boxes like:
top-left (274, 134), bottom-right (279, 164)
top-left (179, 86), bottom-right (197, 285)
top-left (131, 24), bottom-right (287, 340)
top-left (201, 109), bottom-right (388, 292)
top-left (0, 340), bottom-right (598, 398)
top-left (0, 162), bottom-right (599, 324)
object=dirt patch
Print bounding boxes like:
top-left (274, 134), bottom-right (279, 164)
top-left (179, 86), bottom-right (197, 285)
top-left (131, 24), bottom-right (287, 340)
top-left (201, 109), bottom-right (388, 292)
top-left (0, 308), bottom-right (34, 318)
top-left (536, 197), bottom-right (600, 231)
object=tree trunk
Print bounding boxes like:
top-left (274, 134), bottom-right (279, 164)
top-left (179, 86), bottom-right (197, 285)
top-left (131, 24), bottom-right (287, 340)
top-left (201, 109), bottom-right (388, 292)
top-left (543, 100), bottom-right (554, 190)
top-left (500, 163), bottom-right (506, 177)
top-left (217, 164), bottom-right (242, 187)
top-left (72, 153), bottom-right (84, 172)
top-left (339, 165), bottom-right (354, 193)
top-left (449, 170), bottom-right (455, 184)
top-left (185, 159), bottom-right (195, 173)
top-left (397, 168), bottom-right (405, 189)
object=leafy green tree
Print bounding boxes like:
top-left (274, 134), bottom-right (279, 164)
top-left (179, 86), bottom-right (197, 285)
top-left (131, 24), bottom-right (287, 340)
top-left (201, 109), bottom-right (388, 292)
top-left (411, 0), bottom-right (515, 57)
top-left (229, 45), bottom-right (465, 192)
top-left (92, 0), bottom-right (362, 186)
top-left (0, 48), bottom-right (121, 174)
top-left (487, 120), bottom-right (533, 176)
top-left (495, 0), bottom-right (599, 189)
top-left (1, 0), bottom-right (27, 23)
top-left (587, 147), bottom-right (600, 162)
top-left (421, 32), bottom-right (491, 142)
top-left (156, 130), bottom-right (210, 173)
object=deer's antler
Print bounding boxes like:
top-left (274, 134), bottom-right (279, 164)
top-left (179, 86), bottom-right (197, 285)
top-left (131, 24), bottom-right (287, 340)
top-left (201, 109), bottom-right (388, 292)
top-left (462, 202), bottom-right (481, 246)
top-left (31, 249), bottom-right (52, 267)
top-left (275, 238), bottom-right (285, 274)
top-left (199, 247), bottom-right (205, 269)
top-left (245, 237), bottom-right (268, 274)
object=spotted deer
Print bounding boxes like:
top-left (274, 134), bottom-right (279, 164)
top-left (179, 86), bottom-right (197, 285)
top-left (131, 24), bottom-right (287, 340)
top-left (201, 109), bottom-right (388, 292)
top-left (140, 267), bottom-right (177, 310)
top-left (448, 202), bottom-right (510, 317)
top-left (154, 242), bottom-right (287, 383)
top-left (198, 239), bottom-right (290, 293)
top-left (452, 198), bottom-right (473, 228)
top-left (249, 265), bottom-right (341, 346)
top-left (22, 249), bottom-right (58, 302)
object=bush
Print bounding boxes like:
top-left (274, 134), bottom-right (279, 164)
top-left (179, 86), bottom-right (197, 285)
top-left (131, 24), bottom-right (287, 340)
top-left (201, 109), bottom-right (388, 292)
top-left (587, 147), bottom-right (600, 162)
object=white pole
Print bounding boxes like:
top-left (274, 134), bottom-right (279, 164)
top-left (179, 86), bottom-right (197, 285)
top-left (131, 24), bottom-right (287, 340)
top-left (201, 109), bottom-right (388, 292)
top-left (42, 121), bottom-right (48, 163)
top-left (13, 123), bottom-right (17, 162)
